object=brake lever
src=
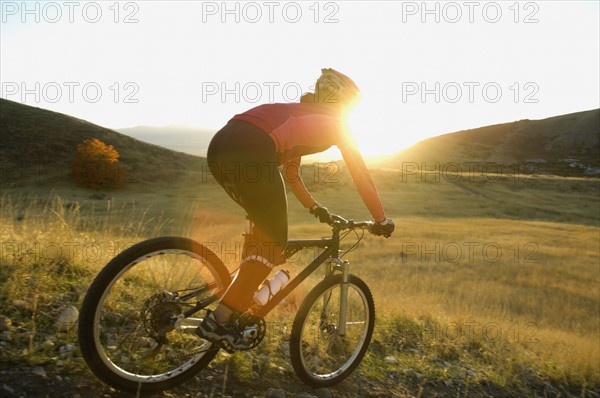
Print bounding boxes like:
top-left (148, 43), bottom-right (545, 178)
top-left (330, 214), bottom-right (347, 223)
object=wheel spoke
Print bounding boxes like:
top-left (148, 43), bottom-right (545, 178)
top-left (290, 275), bottom-right (375, 386)
top-left (79, 238), bottom-right (231, 393)
top-left (95, 250), bottom-right (220, 378)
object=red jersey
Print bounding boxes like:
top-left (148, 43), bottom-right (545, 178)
top-left (232, 103), bottom-right (352, 164)
top-left (231, 102), bottom-right (386, 221)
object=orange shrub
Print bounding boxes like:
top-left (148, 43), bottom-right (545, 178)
top-left (72, 138), bottom-right (125, 189)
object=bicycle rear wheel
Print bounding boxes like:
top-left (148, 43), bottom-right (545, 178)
top-left (78, 236), bottom-right (232, 394)
top-left (289, 274), bottom-right (375, 387)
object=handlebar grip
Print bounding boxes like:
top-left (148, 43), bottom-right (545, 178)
top-left (328, 215), bottom-right (373, 230)
top-left (352, 221), bottom-right (374, 229)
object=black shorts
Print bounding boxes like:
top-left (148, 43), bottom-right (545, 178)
top-left (207, 119), bottom-right (287, 264)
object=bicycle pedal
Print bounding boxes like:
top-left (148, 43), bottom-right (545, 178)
top-left (219, 338), bottom-right (252, 353)
top-left (220, 341), bottom-right (237, 354)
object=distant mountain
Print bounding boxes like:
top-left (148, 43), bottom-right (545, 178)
top-left (386, 109), bottom-right (600, 175)
top-left (0, 99), bottom-right (202, 185)
top-left (116, 126), bottom-right (216, 157)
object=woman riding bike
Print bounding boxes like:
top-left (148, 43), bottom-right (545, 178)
top-left (197, 68), bottom-right (395, 348)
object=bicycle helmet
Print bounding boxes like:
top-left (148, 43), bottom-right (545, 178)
top-left (316, 68), bottom-right (361, 105)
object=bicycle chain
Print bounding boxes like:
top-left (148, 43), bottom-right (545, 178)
top-left (172, 315), bottom-right (266, 358)
top-left (220, 315), bottom-right (267, 354)
top-left (141, 294), bottom-right (267, 358)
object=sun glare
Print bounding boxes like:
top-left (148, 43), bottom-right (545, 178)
top-left (346, 104), bottom-right (415, 158)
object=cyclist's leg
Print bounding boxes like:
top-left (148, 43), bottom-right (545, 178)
top-left (197, 164), bottom-right (287, 347)
top-left (206, 123), bottom-right (245, 208)
top-left (201, 120), bottom-right (287, 324)
top-left (216, 163), bottom-right (288, 317)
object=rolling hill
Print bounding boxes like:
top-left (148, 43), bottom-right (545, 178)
top-left (2, 99), bottom-right (599, 188)
top-left (386, 109), bottom-right (600, 175)
top-left (0, 98), bottom-right (203, 186)
top-left (116, 125), bottom-right (216, 157)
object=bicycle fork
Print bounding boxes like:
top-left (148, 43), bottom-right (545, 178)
top-left (324, 258), bottom-right (350, 336)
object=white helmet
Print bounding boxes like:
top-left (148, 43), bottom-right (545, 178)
top-left (316, 68), bottom-right (361, 105)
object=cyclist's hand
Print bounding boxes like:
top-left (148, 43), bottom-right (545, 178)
top-left (369, 218), bottom-right (395, 238)
top-left (309, 203), bottom-right (332, 224)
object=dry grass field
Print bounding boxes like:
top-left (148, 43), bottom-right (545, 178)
top-left (1, 163), bottom-right (598, 397)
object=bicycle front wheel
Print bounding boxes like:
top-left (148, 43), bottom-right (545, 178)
top-left (289, 274), bottom-right (375, 387)
top-left (78, 236), bottom-right (232, 394)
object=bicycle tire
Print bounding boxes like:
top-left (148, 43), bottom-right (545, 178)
top-left (289, 274), bottom-right (375, 387)
top-left (78, 236), bottom-right (232, 394)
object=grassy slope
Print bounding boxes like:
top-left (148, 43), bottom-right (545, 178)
top-left (1, 167), bottom-right (598, 397)
top-left (384, 108), bottom-right (600, 172)
top-left (0, 98), bottom-right (203, 186)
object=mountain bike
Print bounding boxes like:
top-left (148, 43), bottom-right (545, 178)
top-left (78, 215), bottom-right (376, 394)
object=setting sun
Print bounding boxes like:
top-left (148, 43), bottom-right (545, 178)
top-left (346, 102), bottom-right (418, 158)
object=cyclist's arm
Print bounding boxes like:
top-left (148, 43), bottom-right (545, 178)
top-left (340, 144), bottom-right (386, 222)
top-left (283, 157), bottom-right (317, 208)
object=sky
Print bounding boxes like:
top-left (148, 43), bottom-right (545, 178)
top-left (1, 0), bottom-right (599, 156)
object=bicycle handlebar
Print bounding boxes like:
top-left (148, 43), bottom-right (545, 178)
top-left (328, 214), bottom-right (374, 230)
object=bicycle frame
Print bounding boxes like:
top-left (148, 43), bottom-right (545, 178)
top-left (254, 233), bottom-right (344, 318)
top-left (180, 222), bottom-right (359, 334)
